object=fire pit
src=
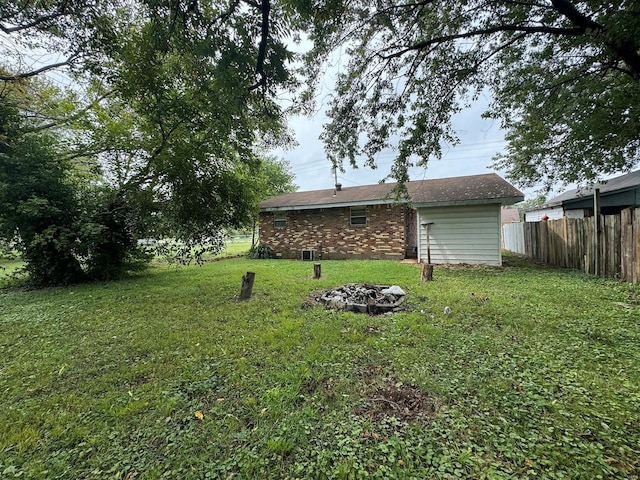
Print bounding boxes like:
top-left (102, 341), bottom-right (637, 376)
top-left (318, 284), bottom-right (406, 314)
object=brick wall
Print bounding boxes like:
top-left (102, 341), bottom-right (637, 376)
top-left (258, 204), bottom-right (407, 260)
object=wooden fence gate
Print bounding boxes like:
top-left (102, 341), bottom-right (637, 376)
top-left (523, 207), bottom-right (640, 283)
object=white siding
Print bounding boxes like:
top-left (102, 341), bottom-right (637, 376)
top-left (524, 207), bottom-right (563, 222)
top-left (417, 204), bottom-right (501, 265)
top-left (565, 209), bottom-right (586, 219)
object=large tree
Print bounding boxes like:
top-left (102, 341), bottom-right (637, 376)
top-left (1, 0), bottom-right (302, 283)
top-left (1, 0), bottom-right (299, 171)
top-left (300, 0), bottom-right (640, 190)
top-left (0, 88), bottom-right (84, 285)
top-left (0, 77), bottom-right (155, 285)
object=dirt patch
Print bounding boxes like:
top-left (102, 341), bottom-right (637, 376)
top-left (300, 376), bottom-right (330, 395)
top-left (358, 363), bottom-right (386, 380)
top-left (300, 293), bottom-right (323, 309)
top-left (358, 380), bottom-right (440, 422)
top-left (362, 325), bottom-right (382, 334)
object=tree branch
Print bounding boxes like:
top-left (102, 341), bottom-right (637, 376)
top-left (550, 0), bottom-right (601, 30)
top-left (475, 32), bottom-right (527, 68)
top-left (248, 0), bottom-right (270, 92)
top-left (240, 0), bottom-right (261, 8)
top-left (550, 0), bottom-right (640, 77)
top-left (22, 89), bottom-right (116, 132)
top-left (380, 24), bottom-right (587, 60)
top-left (373, 0), bottom-right (436, 17)
top-left (610, 39), bottom-right (640, 77)
top-left (214, 0), bottom-right (241, 23)
top-left (503, 0), bottom-right (555, 9)
top-left (0, 55), bottom-right (78, 81)
top-left (62, 147), bottom-right (121, 162)
top-left (0, 12), bottom-right (64, 34)
top-left (3, 16), bottom-right (62, 34)
top-left (0, 0), bottom-right (74, 34)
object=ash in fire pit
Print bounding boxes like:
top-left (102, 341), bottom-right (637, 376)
top-left (318, 284), bottom-right (406, 314)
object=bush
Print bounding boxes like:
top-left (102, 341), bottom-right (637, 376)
top-left (248, 243), bottom-right (273, 259)
top-left (0, 129), bottom-right (88, 285)
top-left (0, 127), bottom-right (153, 286)
top-left (78, 190), bottom-right (154, 281)
top-left (0, 239), bottom-right (20, 261)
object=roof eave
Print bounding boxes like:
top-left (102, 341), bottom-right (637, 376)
top-left (260, 198), bottom-right (398, 212)
top-left (562, 185), bottom-right (638, 205)
top-left (261, 195), bottom-right (525, 211)
top-left (525, 202), bottom-right (562, 212)
top-left (414, 196), bottom-right (524, 208)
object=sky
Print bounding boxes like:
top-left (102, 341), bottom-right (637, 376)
top-left (266, 33), bottom-right (546, 200)
top-left (270, 54), bottom-right (542, 201)
top-left (1, 29), bottom-right (540, 201)
top-left (274, 93), bottom-right (524, 195)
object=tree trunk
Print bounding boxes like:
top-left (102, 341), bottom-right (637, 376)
top-left (421, 263), bottom-right (434, 282)
top-left (313, 263), bottom-right (321, 279)
top-left (239, 271), bottom-right (255, 300)
top-left (251, 218), bottom-right (257, 248)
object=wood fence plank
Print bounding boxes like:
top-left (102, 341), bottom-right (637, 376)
top-left (621, 209), bottom-right (632, 281)
top-left (631, 208), bottom-right (640, 283)
top-left (523, 211), bottom-right (637, 284)
top-left (574, 218), bottom-right (584, 270)
top-left (598, 214), bottom-right (606, 278)
top-left (622, 224), bottom-right (633, 282)
top-left (612, 215), bottom-right (621, 278)
top-left (603, 216), bottom-right (609, 277)
top-left (585, 217), bottom-right (594, 275)
top-left (563, 217), bottom-right (569, 268)
top-left (541, 221), bottom-right (548, 264)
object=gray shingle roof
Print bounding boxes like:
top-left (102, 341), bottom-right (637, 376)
top-left (260, 173), bottom-right (524, 210)
top-left (534, 170), bottom-right (640, 209)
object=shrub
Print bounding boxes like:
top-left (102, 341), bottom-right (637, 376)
top-left (248, 243), bottom-right (273, 259)
top-left (0, 128), bottom-right (153, 286)
top-left (0, 239), bottom-right (20, 261)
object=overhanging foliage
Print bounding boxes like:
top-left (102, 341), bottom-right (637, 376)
top-left (300, 0), bottom-right (640, 189)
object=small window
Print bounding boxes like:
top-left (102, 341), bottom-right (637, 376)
top-left (350, 207), bottom-right (367, 226)
top-left (274, 215), bottom-right (287, 228)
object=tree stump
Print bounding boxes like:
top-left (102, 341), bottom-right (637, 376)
top-left (421, 263), bottom-right (434, 282)
top-left (239, 271), bottom-right (255, 300)
top-left (313, 263), bottom-right (321, 279)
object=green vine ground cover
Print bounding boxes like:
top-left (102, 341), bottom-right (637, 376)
top-left (0, 256), bottom-right (638, 479)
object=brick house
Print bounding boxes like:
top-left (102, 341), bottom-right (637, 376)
top-left (259, 173), bottom-right (524, 265)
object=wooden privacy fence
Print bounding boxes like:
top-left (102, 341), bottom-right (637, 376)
top-left (523, 207), bottom-right (640, 283)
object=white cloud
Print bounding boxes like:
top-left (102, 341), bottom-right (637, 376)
top-left (272, 88), bottom-right (542, 200)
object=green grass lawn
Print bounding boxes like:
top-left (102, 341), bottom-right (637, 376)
top-left (214, 237), bottom-right (252, 258)
top-left (1, 256), bottom-right (639, 479)
top-left (0, 260), bottom-right (25, 283)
